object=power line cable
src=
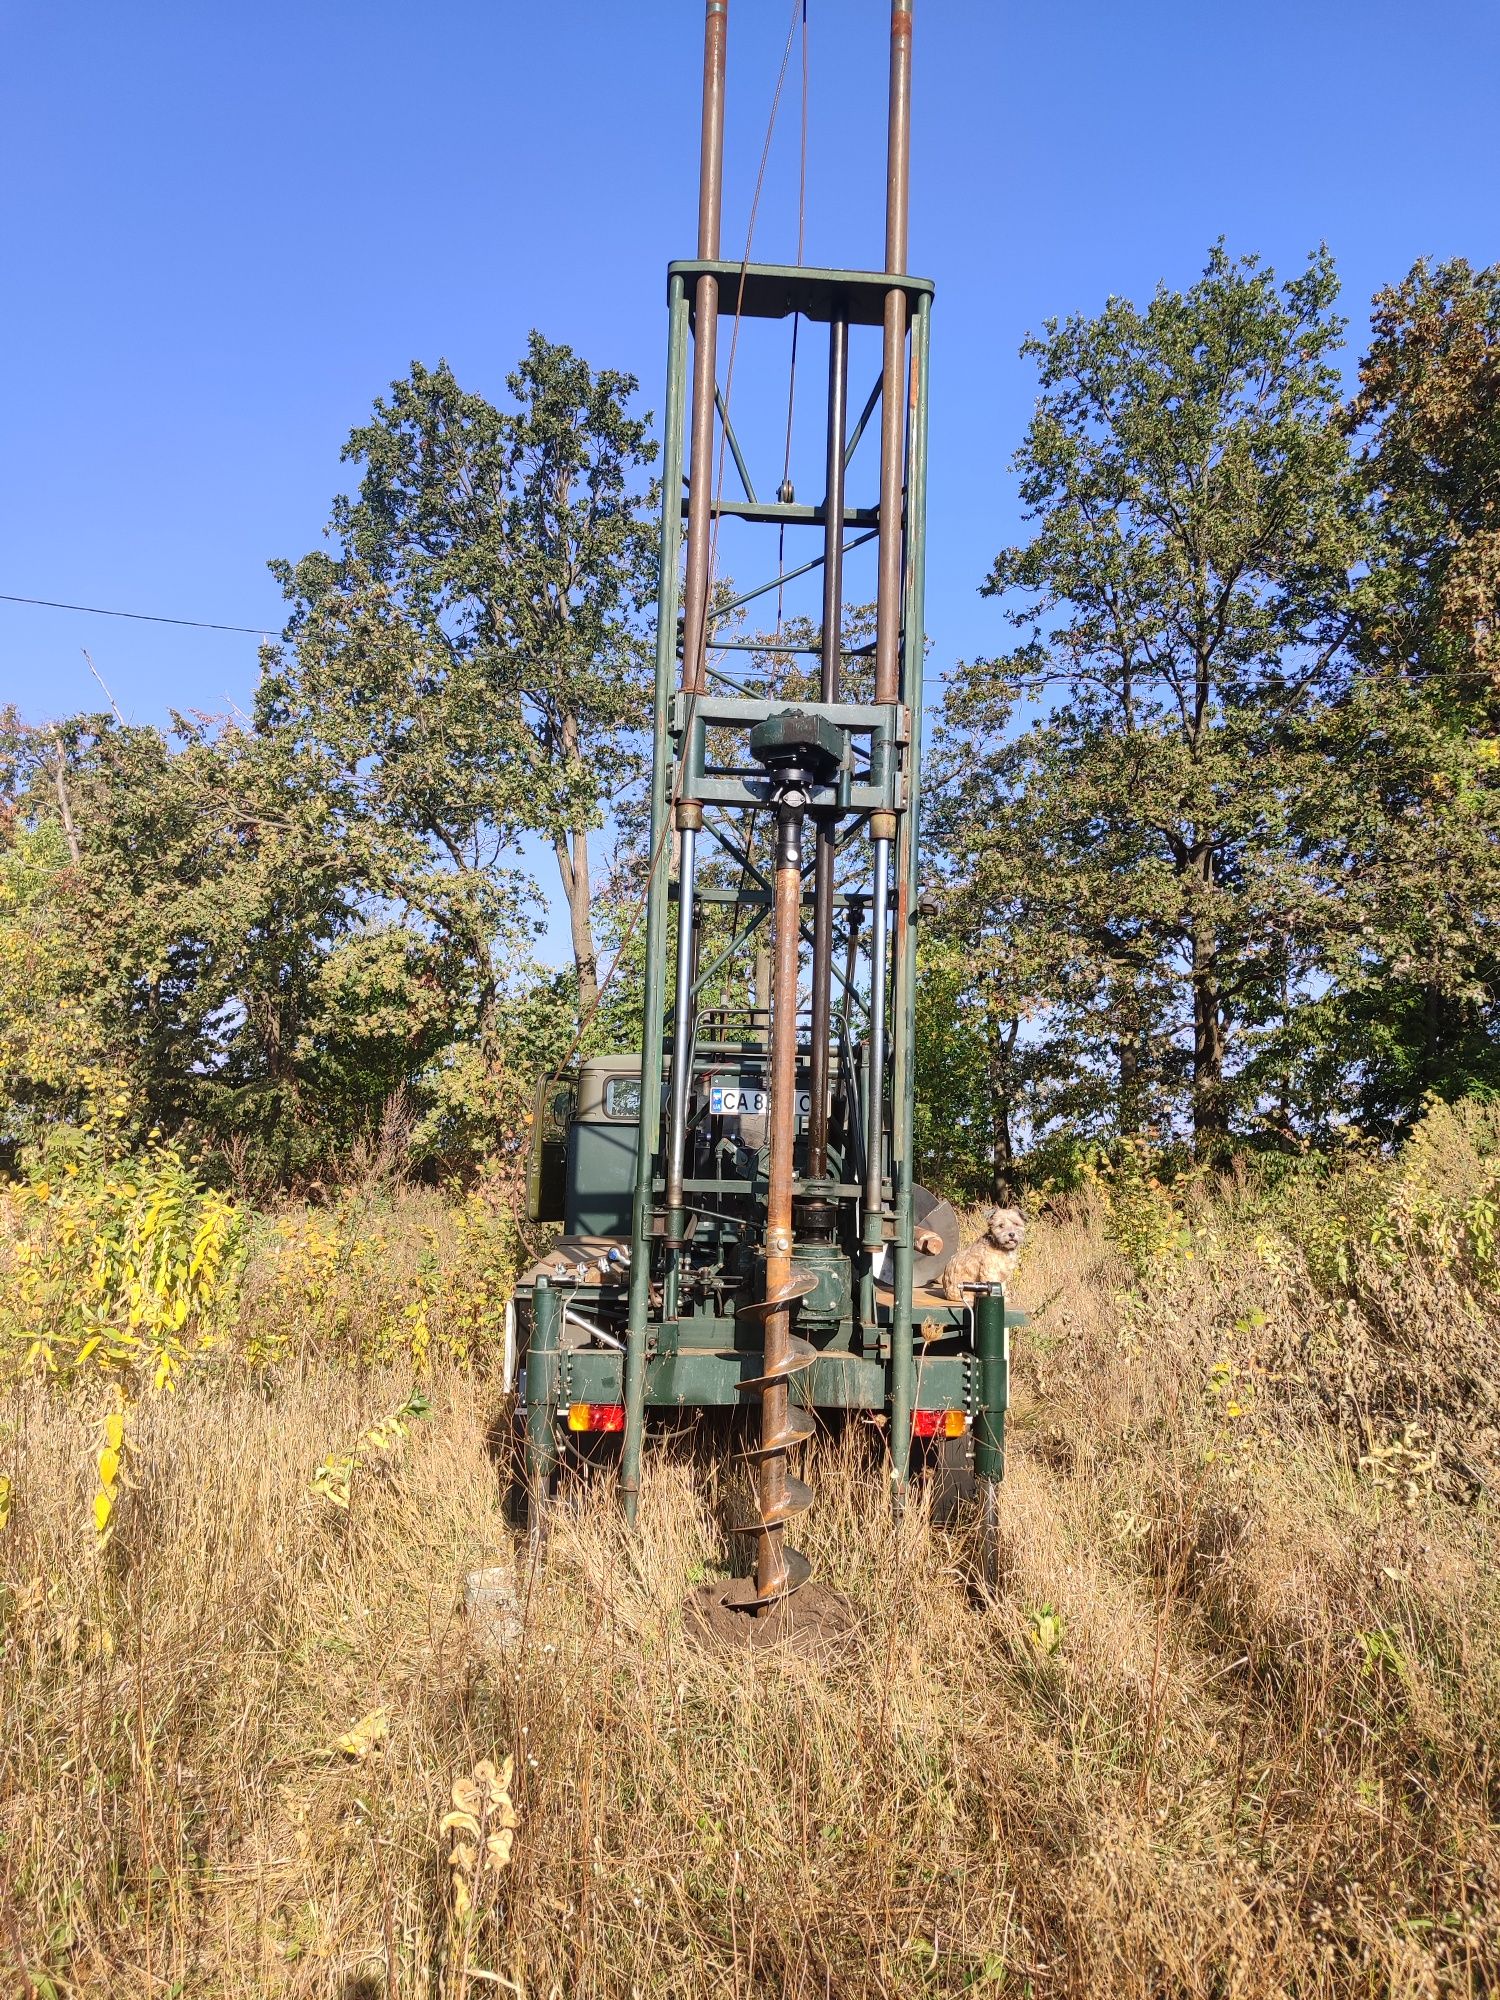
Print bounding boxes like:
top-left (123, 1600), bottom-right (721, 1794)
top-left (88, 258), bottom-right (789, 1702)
top-left (0, 591), bottom-right (271, 637)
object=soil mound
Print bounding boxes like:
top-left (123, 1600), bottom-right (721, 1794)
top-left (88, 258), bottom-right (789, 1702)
top-left (684, 1578), bottom-right (860, 1661)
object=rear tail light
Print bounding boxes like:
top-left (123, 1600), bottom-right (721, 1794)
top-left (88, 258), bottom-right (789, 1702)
top-left (913, 1408), bottom-right (967, 1440)
top-left (567, 1402), bottom-right (625, 1433)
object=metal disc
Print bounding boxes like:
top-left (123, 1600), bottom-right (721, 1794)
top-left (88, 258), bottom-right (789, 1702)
top-left (913, 1187), bottom-right (961, 1288)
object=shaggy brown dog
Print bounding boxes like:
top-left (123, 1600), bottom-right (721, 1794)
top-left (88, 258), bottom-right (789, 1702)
top-left (937, 1205), bottom-right (1026, 1301)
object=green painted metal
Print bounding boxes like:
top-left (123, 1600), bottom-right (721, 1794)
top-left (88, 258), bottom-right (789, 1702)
top-left (747, 708), bottom-right (846, 776)
top-left (887, 291), bottom-right (932, 1500)
top-left (974, 1287), bottom-right (1010, 1481)
top-left (517, 261), bottom-right (961, 1555)
top-left (697, 497), bottom-right (882, 529)
top-left (670, 260), bottom-right (934, 327)
top-left (565, 1119), bottom-right (637, 1237)
top-left (526, 1280), bottom-right (562, 1503)
top-left (555, 1342), bottom-right (976, 1415)
top-left (621, 272), bottom-right (690, 1525)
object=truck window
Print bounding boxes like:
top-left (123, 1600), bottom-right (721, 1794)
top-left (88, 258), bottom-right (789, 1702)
top-left (603, 1075), bottom-right (642, 1120)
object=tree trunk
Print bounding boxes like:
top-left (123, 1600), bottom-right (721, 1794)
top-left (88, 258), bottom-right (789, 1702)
top-left (1192, 967), bottom-right (1227, 1150)
top-left (1188, 842), bottom-right (1228, 1154)
top-left (51, 734), bottom-right (81, 865)
top-left (1115, 974), bottom-right (1145, 1135)
top-left (986, 1008), bottom-right (1019, 1199)
top-left (554, 826), bottom-right (599, 1018)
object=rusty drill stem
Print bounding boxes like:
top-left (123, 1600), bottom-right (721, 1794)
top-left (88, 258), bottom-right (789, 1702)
top-left (874, 0), bottom-right (912, 711)
top-left (754, 794), bottom-right (805, 1605)
top-left (682, 0), bottom-right (728, 696)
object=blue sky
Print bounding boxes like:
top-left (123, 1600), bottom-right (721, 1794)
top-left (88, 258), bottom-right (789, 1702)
top-left (3, 0), bottom-right (1497, 943)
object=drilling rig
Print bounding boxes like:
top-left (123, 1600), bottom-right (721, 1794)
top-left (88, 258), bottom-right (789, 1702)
top-left (512, 0), bottom-right (1018, 1620)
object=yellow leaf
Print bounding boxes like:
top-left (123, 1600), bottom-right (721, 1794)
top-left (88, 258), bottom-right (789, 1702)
top-left (104, 1411), bottom-right (125, 1452)
top-left (334, 1708), bottom-right (389, 1760)
top-left (0, 1475), bottom-right (11, 1531)
top-left (93, 1491), bottom-right (114, 1538)
top-left (97, 1447), bottom-right (121, 1489)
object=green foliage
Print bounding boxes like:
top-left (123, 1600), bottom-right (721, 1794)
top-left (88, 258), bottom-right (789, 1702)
top-left (0, 813), bottom-right (124, 1153)
top-left (913, 934), bottom-right (1026, 1198)
top-left (2, 333), bottom-right (656, 1182)
top-left (261, 337), bottom-right (657, 1019)
top-left (935, 244), bottom-right (1365, 1159)
top-left (1, 1144), bottom-right (244, 1388)
top-left (0, 1140), bottom-right (526, 1389)
top-left (1084, 1135), bottom-right (1203, 1282)
top-left (1316, 257), bottom-right (1500, 1129)
top-left (4, 263), bottom-right (1498, 1197)
top-left (934, 245), bottom-right (1500, 1167)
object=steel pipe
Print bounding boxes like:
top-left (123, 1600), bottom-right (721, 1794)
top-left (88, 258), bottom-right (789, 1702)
top-left (975, 1284), bottom-right (1009, 1592)
top-left (621, 274), bottom-right (691, 1526)
top-left (863, 836), bottom-right (891, 1233)
top-left (807, 319), bottom-right (848, 1180)
top-left (682, 0), bottom-right (729, 695)
top-left (526, 1280), bottom-right (562, 1541)
top-left (873, 0), bottom-right (912, 710)
top-left (664, 822), bottom-right (699, 1228)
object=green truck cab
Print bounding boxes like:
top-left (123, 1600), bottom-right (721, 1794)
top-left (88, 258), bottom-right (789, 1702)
top-left (526, 1054), bottom-right (643, 1238)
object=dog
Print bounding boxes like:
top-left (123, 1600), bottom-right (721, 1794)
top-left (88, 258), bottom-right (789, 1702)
top-left (938, 1205), bottom-right (1026, 1301)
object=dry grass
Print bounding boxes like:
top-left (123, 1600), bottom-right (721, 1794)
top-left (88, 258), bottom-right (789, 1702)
top-left (2, 1197), bottom-right (1498, 1997)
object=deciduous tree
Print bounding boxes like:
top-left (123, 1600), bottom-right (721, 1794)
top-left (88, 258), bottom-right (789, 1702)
top-left (260, 336), bottom-right (658, 1024)
top-left (935, 245), bottom-right (1365, 1155)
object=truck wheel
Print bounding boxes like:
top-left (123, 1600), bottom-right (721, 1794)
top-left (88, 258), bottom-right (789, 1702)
top-left (503, 1404), bottom-right (532, 1528)
top-left (929, 1430), bottom-right (974, 1526)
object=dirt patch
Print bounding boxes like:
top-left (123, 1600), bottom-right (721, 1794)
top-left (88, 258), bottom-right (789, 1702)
top-left (684, 1577), bottom-right (861, 1661)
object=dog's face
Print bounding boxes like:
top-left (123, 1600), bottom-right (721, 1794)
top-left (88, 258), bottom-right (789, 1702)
top-left (986, 1206), bottom-right (1026, 1253)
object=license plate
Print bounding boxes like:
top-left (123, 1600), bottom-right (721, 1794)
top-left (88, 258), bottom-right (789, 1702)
top-left (710, 1085), bottom-right (811, 1117)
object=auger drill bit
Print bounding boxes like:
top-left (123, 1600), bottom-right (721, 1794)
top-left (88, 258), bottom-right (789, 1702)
top-left (725, 780), bottom-right (817, 1612)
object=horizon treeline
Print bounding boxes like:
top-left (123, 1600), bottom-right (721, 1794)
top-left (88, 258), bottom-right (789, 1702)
top-left (3, 247), bottom-right (1497, 1197)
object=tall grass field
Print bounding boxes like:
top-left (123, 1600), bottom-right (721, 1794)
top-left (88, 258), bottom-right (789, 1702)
top-left (2, 1105), bottom-right (1498, 1996)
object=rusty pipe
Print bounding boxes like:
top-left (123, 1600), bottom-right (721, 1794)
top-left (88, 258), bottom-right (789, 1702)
top-left (885, 0), bottom-right (912, 277)
top-left (682, 1), bottom-right (728, 696)
top-left (753, 792), bottom-right (806, 1603)
top-left (807, 319), bottom-right (848, 1180)
top-left (663, 820), bottom-right (698, 1230)
top-left (698, 0), bottom-right (728, 260)
top-left (874, 0), bottom-right (912, 710)
top-left (863, 836), bottom-right (891, 1228)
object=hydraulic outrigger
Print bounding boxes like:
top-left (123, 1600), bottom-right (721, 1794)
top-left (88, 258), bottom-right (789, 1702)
top-left (514, 0), bottom-right (1020, 1617)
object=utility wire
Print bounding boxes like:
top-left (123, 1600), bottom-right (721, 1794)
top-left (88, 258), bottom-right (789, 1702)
top-left (0, 591), bottom-right (271, 637)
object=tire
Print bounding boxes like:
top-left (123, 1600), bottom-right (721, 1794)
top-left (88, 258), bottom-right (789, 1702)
top-left (929, 1429), bottom-right (975, 1526)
